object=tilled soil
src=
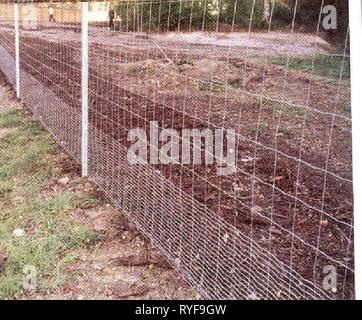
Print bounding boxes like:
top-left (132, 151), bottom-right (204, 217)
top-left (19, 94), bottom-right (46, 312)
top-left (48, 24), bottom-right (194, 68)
top-left (0, 23), bottom-right (354, 299)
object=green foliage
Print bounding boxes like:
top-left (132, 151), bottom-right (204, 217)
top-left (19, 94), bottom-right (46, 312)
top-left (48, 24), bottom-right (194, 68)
top-left (113, 0), bottom-right (266, 32)
top-left (0, 109), bottom-right (104, 299)
top-left (225, 0), bottom-right (265, 28)
top-left (0, 109), bottom-right (24, 128)
top-left (271, 54), bottom-right (350, 80)
top-left (290, 0), bottom-right (349, 48)
top-left (111, 0), bottom-right (349, 49)
top-left (271, 1), bottom-right (292, 27)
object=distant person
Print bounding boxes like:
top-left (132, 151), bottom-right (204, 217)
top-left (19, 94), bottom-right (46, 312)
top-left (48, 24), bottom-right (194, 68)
top-left (48, 5), bottom-right (55, 23)
top-left (109, 8), bottom-right (115, 30)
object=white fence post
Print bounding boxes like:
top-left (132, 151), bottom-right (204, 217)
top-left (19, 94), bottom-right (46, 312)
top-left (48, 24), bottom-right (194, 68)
top-left (81, 1), bottom-right (89, 177)
top-left (350, 0), bottom-right (362, 301)
top-left (14, 1), bottom-right (20, 98)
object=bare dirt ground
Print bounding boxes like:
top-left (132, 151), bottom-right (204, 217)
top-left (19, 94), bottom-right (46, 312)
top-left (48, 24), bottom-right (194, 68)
top-left (13, 23), bottom-right (334, 56)
top-left (0, 76), bottom-right (197, 300)
top-left (0, 22), bottom-right (354, 299)
top-left (26, 191), bottom-right (197, 300)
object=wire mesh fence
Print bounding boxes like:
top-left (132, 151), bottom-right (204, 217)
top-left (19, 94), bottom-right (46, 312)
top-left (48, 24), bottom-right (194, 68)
top-left (0, 2), bottom-right (15, 86)
top-left (0, 0), bottom-right (354, 299)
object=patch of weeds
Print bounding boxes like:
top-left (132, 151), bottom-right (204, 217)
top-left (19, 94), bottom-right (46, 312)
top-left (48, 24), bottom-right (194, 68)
top-left (27, 122), bottom-right (45, 137)
top-left (59, 227), bottom-right (106, 249)
top-left (0, 186), bottom-right (12, 199)
top-left (264, 98), bottom-right (307, 119)
top-left (0, 144), bottom-right (51, 179)
top-left (322, 77), bottom-right (350, 88)
top-left (75, 194), bottom-right (102, 210)
top-left (0, 109), bottom-right (25, 128)
top-left (0, 274), bottom-right (23, 298)
top-left (0, 111), bottom-right (54, 179)
top-left (270, 54), bottom-right (350, 80)
top-left (32, 192), bottom-right (74, 219)
top-left (0, 108), bottom-right (103, 298)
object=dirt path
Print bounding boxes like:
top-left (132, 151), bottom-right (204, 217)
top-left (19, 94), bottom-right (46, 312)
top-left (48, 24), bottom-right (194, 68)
top-left (0, 76), bottom-right (197, 300)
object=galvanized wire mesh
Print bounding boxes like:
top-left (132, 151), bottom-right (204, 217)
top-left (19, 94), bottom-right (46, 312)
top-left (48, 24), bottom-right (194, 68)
top-left (0, 2), bottom-right (15, 86)
top-left (0, 0), bottom-right (354, 300)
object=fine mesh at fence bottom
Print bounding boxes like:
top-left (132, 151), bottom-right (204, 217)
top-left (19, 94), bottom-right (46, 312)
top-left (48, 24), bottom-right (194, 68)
top-left (0, 43), bottom-right (333, 301)
top-left (19, 65), bottom-right (81, 163)
top-left (0, 46), bottom-right (16, 88)
top-left (87, 120), bottom-right (331, 300)
top-left (0, 43), bottom-right (81, 166)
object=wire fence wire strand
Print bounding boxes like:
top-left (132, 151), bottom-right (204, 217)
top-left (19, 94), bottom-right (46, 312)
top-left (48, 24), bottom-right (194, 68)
top-left (0, 0), bottom-right (354, 300)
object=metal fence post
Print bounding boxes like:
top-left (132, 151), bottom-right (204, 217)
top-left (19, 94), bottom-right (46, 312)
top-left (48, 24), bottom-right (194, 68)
top-left (14, 1), bottom-right (20, 98)
top-left (81, 1), bottom-right (89, 177)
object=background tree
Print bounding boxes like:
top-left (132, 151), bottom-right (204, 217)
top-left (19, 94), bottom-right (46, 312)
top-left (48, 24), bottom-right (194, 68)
top-left (112, 0), bottom-right (349, 47)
